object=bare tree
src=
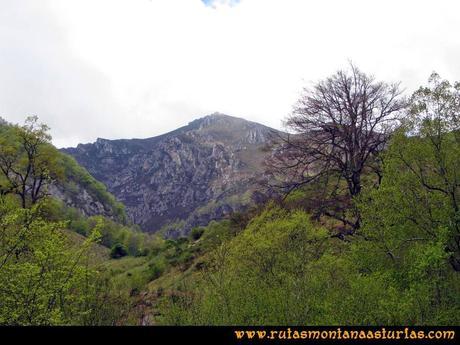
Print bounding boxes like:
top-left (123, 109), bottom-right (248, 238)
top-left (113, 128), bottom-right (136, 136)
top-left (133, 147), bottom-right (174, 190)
top-left (266, 65), bottom-right (406, 231)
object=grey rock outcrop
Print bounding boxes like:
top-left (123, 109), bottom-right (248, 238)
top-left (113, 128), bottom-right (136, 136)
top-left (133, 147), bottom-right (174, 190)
top-left (62, 113), bottom-right (278, 234)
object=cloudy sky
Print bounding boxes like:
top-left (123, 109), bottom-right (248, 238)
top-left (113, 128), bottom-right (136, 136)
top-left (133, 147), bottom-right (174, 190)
top-left (1, 0), bottom-right (459, 147)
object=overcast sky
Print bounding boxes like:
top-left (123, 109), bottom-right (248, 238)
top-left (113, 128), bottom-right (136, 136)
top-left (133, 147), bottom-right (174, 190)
top-left (1, 0), bottom-right (459, 148)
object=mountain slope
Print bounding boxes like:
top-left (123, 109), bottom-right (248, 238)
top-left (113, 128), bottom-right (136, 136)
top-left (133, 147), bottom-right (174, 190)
top-left (62, 113), bottom-right (279, 234)
top-left (51, 153), bottom-right (126, 222)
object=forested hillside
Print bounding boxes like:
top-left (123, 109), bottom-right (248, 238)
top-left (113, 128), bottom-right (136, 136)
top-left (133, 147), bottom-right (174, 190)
top-left (0, 117), bottom-right (160, 324)
top-left (0, 68), bottom-right (459, 326)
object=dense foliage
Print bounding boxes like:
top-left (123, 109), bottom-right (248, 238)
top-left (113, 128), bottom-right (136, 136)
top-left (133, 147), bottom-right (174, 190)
top-left (0, 118), bottom-right (142, 324)
top-left (0, 196), bottom-right (129, 325)
top-left (156, 202), bottom-right (459, 325)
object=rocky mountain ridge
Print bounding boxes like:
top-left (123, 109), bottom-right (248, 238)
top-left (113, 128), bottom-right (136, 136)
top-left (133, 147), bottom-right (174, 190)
top-left (62, 113), bottom-right (279, 235)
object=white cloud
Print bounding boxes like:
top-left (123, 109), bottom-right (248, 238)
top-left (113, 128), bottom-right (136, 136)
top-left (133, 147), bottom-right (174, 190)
top-left (202, 0), bottom-right (241, 8)
top-left (1, 0), bottom-right (459, 147)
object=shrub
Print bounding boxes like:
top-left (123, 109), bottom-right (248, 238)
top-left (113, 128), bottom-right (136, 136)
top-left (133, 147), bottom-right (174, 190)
top-left (147, 258), bottom-right (166, 281)
top-left (190, 227), bottom-right (205, 241)
top-left (110, 243), bottom-right (128, 259)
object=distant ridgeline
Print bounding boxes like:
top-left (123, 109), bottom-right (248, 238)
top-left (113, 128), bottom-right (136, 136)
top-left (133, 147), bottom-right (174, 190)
top-left (62, 113), bottom-right (281, 235)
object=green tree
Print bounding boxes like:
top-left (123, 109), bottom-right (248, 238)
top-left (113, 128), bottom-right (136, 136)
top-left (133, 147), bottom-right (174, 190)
top-left (0, 197), bottom-right (102, 324)
top-left (353, 73), bottom-right (460, 323)
top-left (359, 73), bottom-right (460, 270)
top-left (0, 116), bottom-right (63, 208)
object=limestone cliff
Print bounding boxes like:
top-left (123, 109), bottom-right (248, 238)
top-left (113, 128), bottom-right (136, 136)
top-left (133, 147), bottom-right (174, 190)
top-left (62, 113), bottom-right (278, 234)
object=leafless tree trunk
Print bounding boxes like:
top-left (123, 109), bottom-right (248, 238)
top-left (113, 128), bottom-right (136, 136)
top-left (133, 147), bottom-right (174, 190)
top-left (266, 64), bottom-right (406, 232)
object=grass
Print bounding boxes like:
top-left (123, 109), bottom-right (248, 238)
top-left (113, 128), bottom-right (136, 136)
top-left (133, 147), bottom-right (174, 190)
top-left (63, 229), bottom-right (109, 265)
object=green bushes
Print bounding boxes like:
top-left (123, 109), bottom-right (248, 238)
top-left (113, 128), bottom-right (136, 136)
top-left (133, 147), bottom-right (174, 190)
top-left (110, 243), bottom-right (128, 259)
top-left (0, 197), bottom-right (127, 325)
top-left (156, 202), bottom-right (460, 325)
top-left (82, 215), bottom-right (152, 257)
top-left (32, 198), bottom-right (151, 259)
top-left (147, 257), bottom-right (167, 281)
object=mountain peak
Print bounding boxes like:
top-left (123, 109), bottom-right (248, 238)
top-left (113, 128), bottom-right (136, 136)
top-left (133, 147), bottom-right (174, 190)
top-left (206, 111), bottom-right (229, 118)
top-left (188, 112), bottom-right (242, 127)
top-left (62, 113), bottom-right (277, 233)
top-left (183, 113), bottom-right (276, 146)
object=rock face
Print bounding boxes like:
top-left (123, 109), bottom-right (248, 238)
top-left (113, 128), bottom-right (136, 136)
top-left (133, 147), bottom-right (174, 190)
top-left (49, 180), bottom-right (120, 220)
top-left (62, 113), bottom-right (278, 235)
top-left (49, 184), bottom-right (98, 215)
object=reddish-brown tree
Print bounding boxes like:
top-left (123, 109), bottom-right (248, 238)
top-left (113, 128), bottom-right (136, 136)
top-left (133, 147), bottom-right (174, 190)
top-left (266, 65), bottom-right (406, 231)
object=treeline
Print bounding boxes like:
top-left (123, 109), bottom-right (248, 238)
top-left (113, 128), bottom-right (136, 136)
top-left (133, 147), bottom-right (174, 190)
top-left (44, 199), bottom-right (155, 258)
